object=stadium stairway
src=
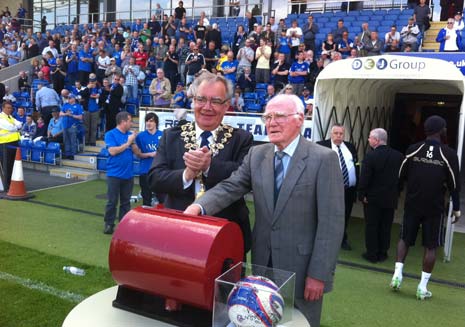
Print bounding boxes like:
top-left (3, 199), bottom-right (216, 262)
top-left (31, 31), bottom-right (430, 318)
top-left (422, 21), bottom-right (444, 52)
top-left (24, 117), bottom-right (140, 182)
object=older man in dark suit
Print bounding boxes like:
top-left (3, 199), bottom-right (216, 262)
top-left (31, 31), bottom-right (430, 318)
top-left (185, 94), bottom-right (344, 327)
top-left (358, 128), bottom-right (404, 263)
top-left (148, 72), bottom-right (253, 253)
top-left (317, 124), bottom-right (359, 250)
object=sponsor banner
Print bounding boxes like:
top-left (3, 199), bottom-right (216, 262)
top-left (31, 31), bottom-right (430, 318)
top-left (139, 111), bottom-right (312, 142)
top-left (390, 52), bottom-right (465, 76)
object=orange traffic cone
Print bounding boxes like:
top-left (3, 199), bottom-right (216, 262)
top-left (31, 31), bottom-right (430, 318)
top-left (3, 148), bottom-right (34, 200)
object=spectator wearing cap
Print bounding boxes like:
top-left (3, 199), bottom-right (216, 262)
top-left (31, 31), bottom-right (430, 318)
top-left (47, 108), bottom-right (63, 143)
top-left (436, 18), bottom-right (462, 52)
top-left (400, 17), bottom-right (420, 51)
top-left (60, 93), bottom-right (83, 160)
top-left (300, 86), bottom-right (312, 109)
top-left (171, 82), bottom-right (187, 108)
top-left (453, 11), bottom-right (465, 49)
top-left (105, 57), bottom-right (122, 82)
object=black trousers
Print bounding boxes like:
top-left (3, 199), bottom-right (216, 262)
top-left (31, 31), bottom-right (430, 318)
top-left (1, 141), bottom-right (18, 191)
top-left (364, 204), bottom-right (395, 257)
top-left (104, 176), bottom-right (134, 226)
top-left (343, 186), bottom-right (357, 243)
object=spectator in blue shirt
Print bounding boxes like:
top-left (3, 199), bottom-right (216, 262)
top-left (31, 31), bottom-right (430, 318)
top-left (103, 111), bottom-right (138, 234)
top-left (78, 43), bottom-right (93, 85)
top-left (135, 112), bottom-right (163, 206)
top-left (277, 30), bottom-right (291, 64)
top-left (60, 93), bottom-right (83, 159)
top-left (288, 51), bottom-right (309, 95)
top-left (221, 50), bottom-right (238, 84)
top-left (6, 43), bottom-right (21, 66)
top-left (13, 107), bottom-right (27, 125)
top-left (65, 43), bottom-right (79, 85)
top-left (171, 82), bottom-right (187, 108)
top-left (47, 109), bottom-right (63, 143)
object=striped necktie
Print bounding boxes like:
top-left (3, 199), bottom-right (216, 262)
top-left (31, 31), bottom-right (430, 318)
top-left (274, 151), bottom-right (285, 205)
top-left (337, 145), bottom-right (349, 187)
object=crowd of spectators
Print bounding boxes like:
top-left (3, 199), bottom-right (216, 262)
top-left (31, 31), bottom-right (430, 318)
top-left (1, 1), bottom-right (465, 159)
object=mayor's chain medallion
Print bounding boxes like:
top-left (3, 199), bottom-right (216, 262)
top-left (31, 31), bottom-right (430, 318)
top-left (181, 122), bottom-right (234, 199)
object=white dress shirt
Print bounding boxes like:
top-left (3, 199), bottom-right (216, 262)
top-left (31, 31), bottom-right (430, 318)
top-left (331, 140), bottom-right (357, 187)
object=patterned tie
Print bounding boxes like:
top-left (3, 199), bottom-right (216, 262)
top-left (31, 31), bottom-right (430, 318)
top-left (200, 131), bottom-right (212, 149)
top-left (274, 151), bottom-right (285, 205)
top-left (337, 145), bottom-right (349, 187)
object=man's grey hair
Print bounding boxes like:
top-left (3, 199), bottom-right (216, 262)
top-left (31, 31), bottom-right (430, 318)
top-left (370, 128), bottom-right (387, 144)
top-left (266, 94), bottom-right (304, 114)
top-left (188, 70), bottom-right (233, 99)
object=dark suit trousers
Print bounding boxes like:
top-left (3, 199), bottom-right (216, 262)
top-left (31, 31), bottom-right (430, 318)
top-left (343, 186), bottom-right (357, 243)
top-left (364, 204), bottom-right (395, 257)
top-left (295, 297), bottom-right (323, 327)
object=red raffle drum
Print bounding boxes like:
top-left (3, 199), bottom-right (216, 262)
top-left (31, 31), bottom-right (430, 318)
top-left (109, 206), bottom-right (244, 311)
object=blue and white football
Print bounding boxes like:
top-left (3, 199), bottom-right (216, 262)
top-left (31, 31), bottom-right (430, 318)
top-left (227, 275), bottom-right (285, 327)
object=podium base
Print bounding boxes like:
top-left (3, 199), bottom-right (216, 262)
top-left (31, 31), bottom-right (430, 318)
top-left (113, 286), bottom-right (211, 327)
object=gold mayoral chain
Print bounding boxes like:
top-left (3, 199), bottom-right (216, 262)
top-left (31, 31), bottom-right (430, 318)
top-left (180, 122), bottom-right (234, 199)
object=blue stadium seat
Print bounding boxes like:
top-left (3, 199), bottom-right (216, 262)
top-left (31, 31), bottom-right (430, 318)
top-left (255, 83), bottom-right (268, 90)
top-left (19, 139), bottom-right (32, 161)
top-left (125, 97), bottom-right (139, 115)
top-left (31, 140), bottom-right (47, 163)
top-left (140, 94), bottom-right (152, 107)
top-left (133, 156), bottom-right (141, 176)
top-left (97, 148), bottom-right (109, 171)
top-left (243, 92), bottom-right (257, 101)
top-left (44, 142), bottom-right (61, 165)
top-left (245, 103), bottom-right (263, 113)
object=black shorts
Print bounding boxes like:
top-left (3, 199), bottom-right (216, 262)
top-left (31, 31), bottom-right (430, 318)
top-left (400, 211), bottom-right (445, 249)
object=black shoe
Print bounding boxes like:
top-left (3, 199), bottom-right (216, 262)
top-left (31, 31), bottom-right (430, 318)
top-left (362, 252), bottom-right (378, 263)
top-left (341, 240), bottom-right (352, 251)
top-left (377, 253), bottom-right (388, 262)
top-left (103, 224), bottom-right (114, 234)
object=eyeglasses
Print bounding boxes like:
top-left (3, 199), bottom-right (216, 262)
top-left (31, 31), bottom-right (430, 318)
top-left (194, 96), bottom-right (228, 108)
top-left (448, 22), bottom-right (454, 24)
top-left (261, 112), bottom-right (298, 123)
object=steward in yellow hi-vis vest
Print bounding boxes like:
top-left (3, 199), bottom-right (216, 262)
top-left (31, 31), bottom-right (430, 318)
top-left (0, 102), bottom-right (22, 191)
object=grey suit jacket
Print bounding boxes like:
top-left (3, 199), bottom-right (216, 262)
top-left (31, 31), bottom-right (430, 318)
top-left (195, 136), bottom-right (345, 298)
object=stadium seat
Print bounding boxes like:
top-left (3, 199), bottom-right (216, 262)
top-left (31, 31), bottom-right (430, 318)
top-left (97, 148), bottom-right (109, 171)
top-left (133, 156), bottom-right (141, 176)
top-left (140, 94), bottom-right (152, 107)
top-left (31, 140), bottom-right (47, 163)
top-left (255, 83), bottom-right (268, 90)
top-left (245, 103), bottom-right (263, 113)
top-left (44, 142), bottom-right (61, 165)
top-left (19, 139), bottom-right (32, 161)
top-left (125, 97), bottom-right (139, 115)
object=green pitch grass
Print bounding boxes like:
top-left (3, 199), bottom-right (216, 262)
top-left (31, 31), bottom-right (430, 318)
top-left (1, 180), bottom-right (464, 326)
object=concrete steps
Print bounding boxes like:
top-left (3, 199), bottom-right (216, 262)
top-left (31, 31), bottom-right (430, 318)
top-left (422, 21), bottom-right (444, 52)
top-left (49, 167), bottom-right (99, 181)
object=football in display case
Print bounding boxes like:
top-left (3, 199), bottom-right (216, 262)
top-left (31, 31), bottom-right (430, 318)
top-left (213, 262), bottom-right (296, 327)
